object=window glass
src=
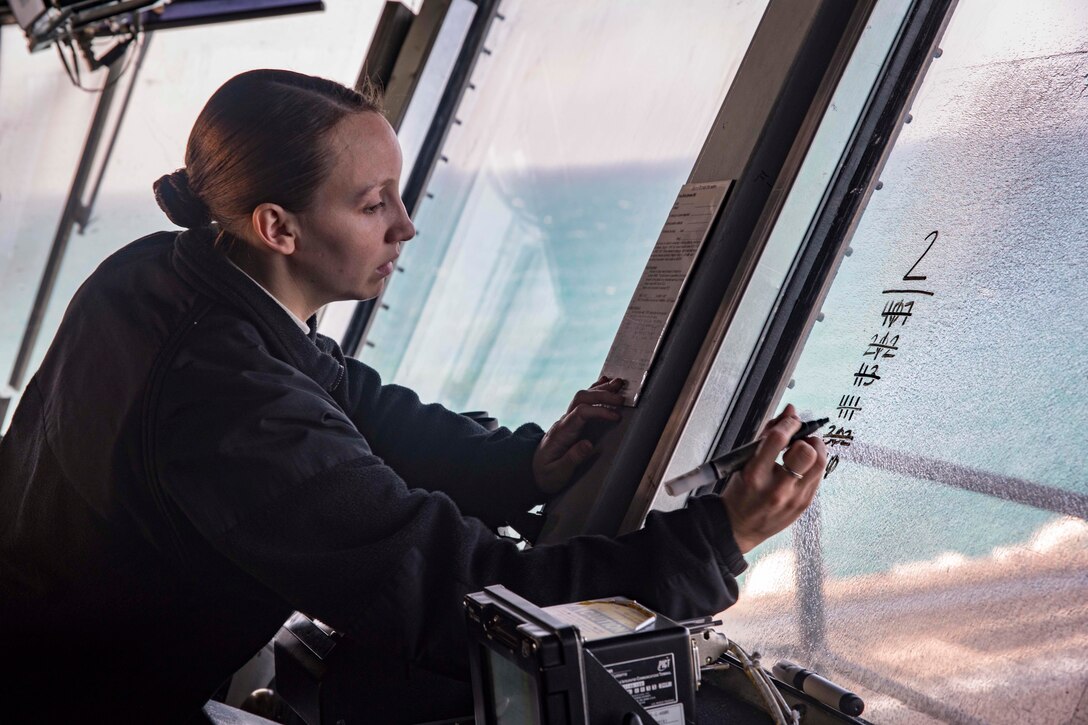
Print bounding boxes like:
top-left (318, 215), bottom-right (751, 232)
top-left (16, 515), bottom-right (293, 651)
top-left (362, 0), bottom-right (769, 427)
top-left (0, 27), bottom-right (100, 403)
top-left (724, 2), bottom-right (1088, 723)
top-left (0, 3), bottom-right (390, 426)
top-left (653, 0), bottom-right (914, 514)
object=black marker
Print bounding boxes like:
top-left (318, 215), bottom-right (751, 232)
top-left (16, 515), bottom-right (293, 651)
top-left (663, 418), bottom-right (829, 497)
top-left (772, 660), bottom-right (864, 717)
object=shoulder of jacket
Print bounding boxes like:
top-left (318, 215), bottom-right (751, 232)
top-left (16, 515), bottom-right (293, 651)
top-left (158, 302), bottom-right (277, 375)
top-left (96, 230), bottom-right (178, 273)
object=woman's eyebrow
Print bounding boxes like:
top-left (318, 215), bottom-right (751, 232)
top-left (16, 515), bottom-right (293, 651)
top-left (353, 179), bottom-right (395, 202)
top-left (353, 184), bottom-right (379, 202)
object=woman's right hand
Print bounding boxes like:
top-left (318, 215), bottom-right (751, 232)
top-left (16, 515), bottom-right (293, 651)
top-left (720, 404), bottom-right (826, 554)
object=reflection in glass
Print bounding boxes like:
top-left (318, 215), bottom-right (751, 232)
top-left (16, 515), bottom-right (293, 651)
top-left (725, 2), bottom-right (1088, 723)
top-left (363, 0), bottom-right (769, 428)
top-left (486, 649), bottom-right (542, 725)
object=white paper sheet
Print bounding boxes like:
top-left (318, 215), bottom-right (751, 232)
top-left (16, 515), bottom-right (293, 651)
top-left (601, 180), bottom-right (732, 405)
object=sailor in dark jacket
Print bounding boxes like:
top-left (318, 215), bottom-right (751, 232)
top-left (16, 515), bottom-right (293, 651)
top-left (0, 70), bottom-right (826, 722)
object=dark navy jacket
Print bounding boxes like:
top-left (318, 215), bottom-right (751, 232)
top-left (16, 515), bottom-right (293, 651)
top-left (0, 228), bottom-right (746, 721)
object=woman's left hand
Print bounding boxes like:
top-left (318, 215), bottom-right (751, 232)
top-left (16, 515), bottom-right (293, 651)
top-left (532, 376), bottom-right (626, 494)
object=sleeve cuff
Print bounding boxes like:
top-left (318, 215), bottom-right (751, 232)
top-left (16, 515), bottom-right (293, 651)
top-left (511, 421), bottom-right (545, 483)
top-left (493, 422), bottom-right (547, 511)
top-left (686, 494), bottom-right (748, 576)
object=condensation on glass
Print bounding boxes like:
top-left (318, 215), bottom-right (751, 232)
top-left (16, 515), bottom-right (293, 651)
top-left (362, 0), bottom-right (770, 428)
top-left (723, 2), bottom-right (1088, 723)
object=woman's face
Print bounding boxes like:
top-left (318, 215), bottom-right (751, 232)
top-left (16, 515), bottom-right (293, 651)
top-left (291, 111), bottom-right (415, 306)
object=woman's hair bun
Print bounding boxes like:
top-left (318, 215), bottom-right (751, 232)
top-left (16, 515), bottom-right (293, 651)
top-left (153, 168), bottom-right (212, 229)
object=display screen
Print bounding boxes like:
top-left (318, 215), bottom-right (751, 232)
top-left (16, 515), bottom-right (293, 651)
top-left (485, 648), bottom-right (542, 725)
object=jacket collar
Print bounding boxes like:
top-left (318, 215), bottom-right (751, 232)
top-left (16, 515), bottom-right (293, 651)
top-left (172, 227), bottom-right (346, 397)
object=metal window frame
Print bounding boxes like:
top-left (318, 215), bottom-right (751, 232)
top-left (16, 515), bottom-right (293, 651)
top-left (316, 0), bottom-right (476, 344)
top-left (712, 0), bottom-right (1085, 523)
top-left (709, 0), bottom-right (957, 472)
top-left (537, 0), bottom-right (884, 544)
top-left (339, 0), bottom-right (501, 357)
top-left (356, 1), bottom-right (417, 115)
top-left (0, 36), bottom-right (151, 428)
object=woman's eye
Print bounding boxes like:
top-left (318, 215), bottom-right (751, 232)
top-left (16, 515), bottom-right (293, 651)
top-left (363, 201), bottom-right (386, 214)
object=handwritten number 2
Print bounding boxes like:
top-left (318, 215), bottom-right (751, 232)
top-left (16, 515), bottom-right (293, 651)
top-left (903, 230), bottom-right (938, 281)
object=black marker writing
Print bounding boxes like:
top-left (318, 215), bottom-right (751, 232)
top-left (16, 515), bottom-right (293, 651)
top-left (881, 300), bottom-right (914, 327)
top-left (837, 395), bottom-right (862, 421)
top-left (823, 230), bottom-right (939, 478)
top-left (902, 230), bottom-right (938, 282)
top-left (864, 332), bottom-right (899, 360)
top-left (853, 363), bottom-right (881, 386)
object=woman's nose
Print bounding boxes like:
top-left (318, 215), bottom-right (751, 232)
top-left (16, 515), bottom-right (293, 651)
top-left (391, 199), bottom-right (415, 243)
top-left (386, 220), bottom-right (414, 245)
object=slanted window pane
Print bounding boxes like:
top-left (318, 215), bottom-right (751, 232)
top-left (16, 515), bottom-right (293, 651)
top-left (363, 0), bottom-right (769, 427)
top-left (727, 2), bottom-right (1088, 723)
top-left (0, 28), bottom-right (100, 398)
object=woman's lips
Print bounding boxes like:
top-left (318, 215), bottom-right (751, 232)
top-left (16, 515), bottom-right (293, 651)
top-left (376, 261), bottom-right (395, 278)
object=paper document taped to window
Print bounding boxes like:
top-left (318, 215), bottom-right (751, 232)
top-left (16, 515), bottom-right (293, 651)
top-left (601, 180), bottom-right (732, 405)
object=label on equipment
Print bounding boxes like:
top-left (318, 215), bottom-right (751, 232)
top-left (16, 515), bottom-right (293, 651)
top-left (605, 653), bottom-right (679, 713)
top-left (544, 598), bottom-right (656, 641)
top-left (646, 703), bottom-right (685, 725)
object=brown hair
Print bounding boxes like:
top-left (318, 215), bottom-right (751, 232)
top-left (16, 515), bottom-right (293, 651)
top-left (154, 69), bottom-right (382, 234)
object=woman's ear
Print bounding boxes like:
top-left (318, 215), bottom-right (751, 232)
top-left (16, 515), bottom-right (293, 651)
top-left (250, 203), bottom-right (298, 255)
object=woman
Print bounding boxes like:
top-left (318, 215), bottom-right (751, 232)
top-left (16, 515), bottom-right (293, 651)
top-left (0, 69), bottom-right (825, 722)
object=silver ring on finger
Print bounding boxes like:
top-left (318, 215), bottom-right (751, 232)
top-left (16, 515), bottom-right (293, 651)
top-left (777, 462), bottom-right (805, 480)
